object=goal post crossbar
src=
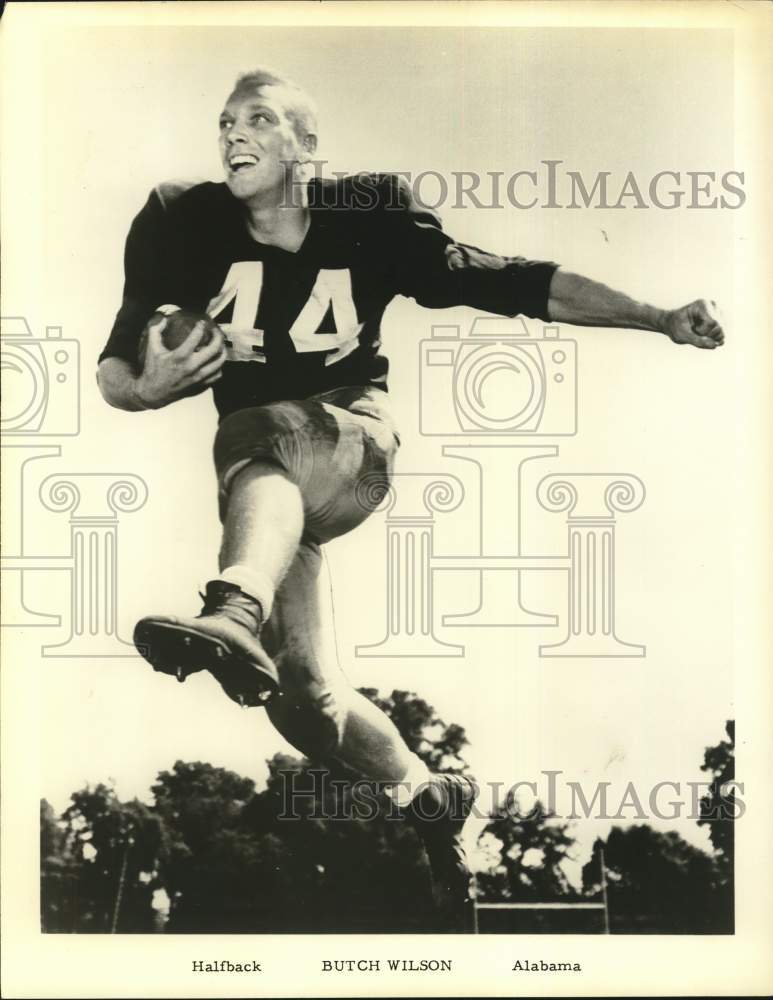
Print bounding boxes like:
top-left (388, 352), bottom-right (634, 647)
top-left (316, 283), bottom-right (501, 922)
top-left (474, 902), bottom-right (605, 911)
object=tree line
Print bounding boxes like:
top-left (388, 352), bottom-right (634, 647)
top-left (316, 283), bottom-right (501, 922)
top-left (41, 690), bottom-right (734, 934)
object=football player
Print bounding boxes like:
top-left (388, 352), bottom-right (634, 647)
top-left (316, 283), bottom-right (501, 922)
top-left (97, 68), bottom-right (725, 924)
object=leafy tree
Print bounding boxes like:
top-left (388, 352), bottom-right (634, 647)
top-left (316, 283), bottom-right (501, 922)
top-left (40, 799), bottom-right (80, 932)
top-left (150, 760), bottom-right (267, 932)
top-left (582, 825), bottom-right (729, 933)
top-left (698, 720), bottom-right (735, 862)
top-left (60, 783), bottom-right (165, 932)
top-left (475, 800), bottom-right (575, 903)
top-left (41, 799), bottom-right (67, 864)
top-left (696, 719), bottom-right (735, 931)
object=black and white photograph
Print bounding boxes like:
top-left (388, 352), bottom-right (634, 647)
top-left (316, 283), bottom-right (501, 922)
top-left (1, 1), bottom-right (771, 997)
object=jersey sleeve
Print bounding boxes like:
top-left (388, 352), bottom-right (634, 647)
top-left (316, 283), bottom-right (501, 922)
top-left (383, 175), bottom-right (558, 321)
top-left (98, 188), bottom-right (175, 366)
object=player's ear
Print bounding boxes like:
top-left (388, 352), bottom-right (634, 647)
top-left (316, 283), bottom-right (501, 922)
top-left (300, 131), bottom-right (318, 159)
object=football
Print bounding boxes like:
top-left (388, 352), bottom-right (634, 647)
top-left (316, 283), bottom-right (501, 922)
top-left (136, 309), bottom-right (218, 370)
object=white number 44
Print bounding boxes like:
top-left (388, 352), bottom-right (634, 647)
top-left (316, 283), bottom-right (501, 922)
top-left (206, 261), bottom-right (363, 365)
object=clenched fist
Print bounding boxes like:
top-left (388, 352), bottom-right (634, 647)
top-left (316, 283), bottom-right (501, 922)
top-left (661, 299), bottom-right (725, 350)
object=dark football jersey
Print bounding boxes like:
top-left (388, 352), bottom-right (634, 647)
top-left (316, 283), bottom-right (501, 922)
top-left (100, 173), bottom-right (558, 420)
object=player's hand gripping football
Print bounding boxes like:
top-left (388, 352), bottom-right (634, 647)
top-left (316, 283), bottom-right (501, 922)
top-left (135, 311), bottom-right (227, 408)
top-left (661, 299), bottom-right (725, 350)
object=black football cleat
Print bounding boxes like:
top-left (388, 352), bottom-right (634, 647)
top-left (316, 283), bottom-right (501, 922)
top-left (133, 581), bottom-right (280, 707)
top-left (405, 772), bottom-right (479, 929)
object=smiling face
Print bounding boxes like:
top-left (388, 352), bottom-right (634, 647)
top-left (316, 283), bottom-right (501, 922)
top-left (219, 83), bottom-right (316, 204)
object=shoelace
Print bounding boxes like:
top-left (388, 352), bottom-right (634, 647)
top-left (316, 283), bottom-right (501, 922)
top-left (197, 584), bottom-right (263, 633)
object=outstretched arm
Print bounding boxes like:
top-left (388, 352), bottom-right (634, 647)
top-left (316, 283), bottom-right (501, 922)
top-left (385, 174), bottom-right (725, 348)
top-left (547, 268), bottom-right (725, 350)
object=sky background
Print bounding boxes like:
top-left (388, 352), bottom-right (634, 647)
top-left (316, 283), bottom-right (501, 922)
top-left (5, 24), bottom-right (737, 884)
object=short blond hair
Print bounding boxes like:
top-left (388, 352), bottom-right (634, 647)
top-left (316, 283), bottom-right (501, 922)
top-left (232, 68), bottom-right (318, 140)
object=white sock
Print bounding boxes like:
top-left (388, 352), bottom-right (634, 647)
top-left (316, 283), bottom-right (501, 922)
top-left (218, 565), bottom-right (275, 620)
top-left (384, 755), bottom-right (432, 807)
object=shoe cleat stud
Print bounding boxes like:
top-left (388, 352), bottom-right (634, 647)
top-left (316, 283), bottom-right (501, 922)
top-left (258, 690), bottom-right (272, 703)
top-left (237, 694), bottom-right (246, 709)
top-left (215, 646), bottom-right (225, 659)
top-left (183, 635), bottom-right (192, 646)
top-left (176, 666), bottom-right (185, 683)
